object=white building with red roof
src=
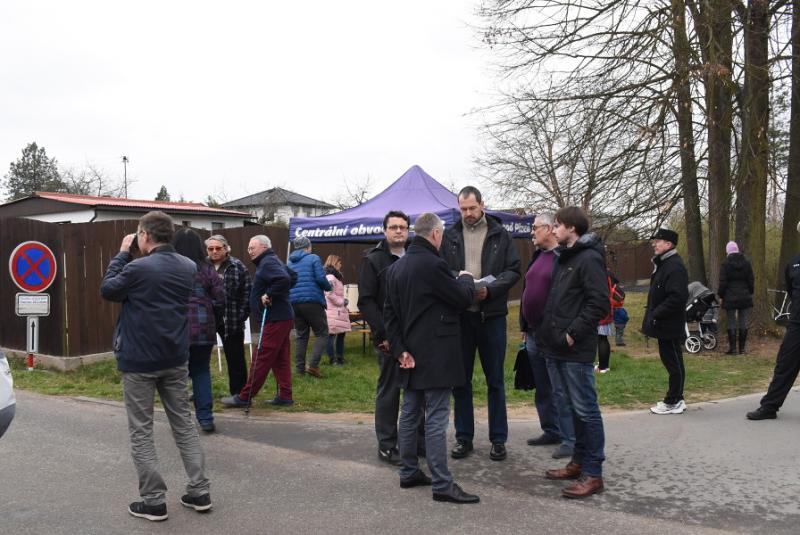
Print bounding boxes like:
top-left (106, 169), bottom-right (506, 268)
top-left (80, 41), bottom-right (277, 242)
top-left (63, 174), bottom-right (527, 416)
top-left (0, 191), bottom-right (254, 230)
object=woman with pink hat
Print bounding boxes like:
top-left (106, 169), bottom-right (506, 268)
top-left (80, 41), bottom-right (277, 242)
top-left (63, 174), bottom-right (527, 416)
top-left (717, 241), bottom-right (754, 354)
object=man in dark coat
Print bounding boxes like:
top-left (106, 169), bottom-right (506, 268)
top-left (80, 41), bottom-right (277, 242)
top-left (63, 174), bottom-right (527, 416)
top-left (384, 212), bottom-right (479, 504)
top-left (746, 247), bottom-right (800, 420)
top-left (101, 211), bottom-right (211, 521)
top-left (537, 206), bottom-right (609, 499)
top-left (221, 234), bottom-right (294, 407)
top-left (357, 210), bottom-right (424, 466)
top-left (440, 186), bottom-right (521, 462)
top-left (642, 228), bottom-right (690, 415)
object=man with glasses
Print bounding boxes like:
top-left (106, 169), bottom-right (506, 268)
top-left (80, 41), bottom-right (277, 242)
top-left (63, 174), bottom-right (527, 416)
top-left (520, 214), bottom-right (575, 460)
top-left (205, 235), bottom-right (252, 396)
top-left (358, 210), bottom-right (424, 466)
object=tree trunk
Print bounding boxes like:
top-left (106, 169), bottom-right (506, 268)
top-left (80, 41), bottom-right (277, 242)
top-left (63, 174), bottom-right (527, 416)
top-left (778, 0), bottom-right (800, 290)
top-left (738, 0), bottom-right (771, 329)
top-left (672, 0), bottom-right (707, 284)
top-left (701, 0), bottom-right (734, 292)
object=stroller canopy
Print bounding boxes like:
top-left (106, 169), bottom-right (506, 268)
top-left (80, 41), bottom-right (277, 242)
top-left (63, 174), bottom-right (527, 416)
top-left (687, 281), bottom-right (714, 306)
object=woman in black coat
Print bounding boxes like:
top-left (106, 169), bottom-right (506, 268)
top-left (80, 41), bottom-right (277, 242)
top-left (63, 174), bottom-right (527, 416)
top-left (718, 241), bottom-right (755, 354)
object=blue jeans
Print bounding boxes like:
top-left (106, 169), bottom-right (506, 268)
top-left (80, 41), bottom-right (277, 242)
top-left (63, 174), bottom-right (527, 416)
top-left (188, 344), bottom-right (214, 425)
top-left (549, 360), bottom-right (604, 476)
top-left (453, 313), bottom-right (508, 444)
top-left (545, 357), bottom-right (576, 448)
top-left (525, 332), bottom-right (558, 437)
top-left (326, 333), bottom-right (346, 358)
top-left (398, 388), bottom-right (452, 492)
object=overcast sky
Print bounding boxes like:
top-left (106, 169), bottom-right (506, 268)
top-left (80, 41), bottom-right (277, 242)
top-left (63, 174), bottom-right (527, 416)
top-left (0, 1), bottom-right (498, 205)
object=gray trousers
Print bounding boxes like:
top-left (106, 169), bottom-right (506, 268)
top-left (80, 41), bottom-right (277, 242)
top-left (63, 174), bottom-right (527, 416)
top-left (375, 349), bottom-right (425, 450)
top-left (292, 302), bottom-right (329, 370)
top-left (122, 365), bottom-right (209, 505)
top-left (398, 387), bottom-right (452, 493)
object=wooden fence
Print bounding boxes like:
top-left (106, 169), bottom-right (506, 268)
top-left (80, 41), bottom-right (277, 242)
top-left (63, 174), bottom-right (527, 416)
top-left (0, 217), bottom-right (652, 358)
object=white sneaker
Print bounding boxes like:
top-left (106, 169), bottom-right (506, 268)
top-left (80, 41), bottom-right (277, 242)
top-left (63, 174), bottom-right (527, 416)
top-left (650, 400), bottom-right (687, 415)
top-left (650, 401), bottom-right (670, 414)
top-left (598, 368), bottom-right (610, 374)
top-left (668, 400), bottom-right (687, 414)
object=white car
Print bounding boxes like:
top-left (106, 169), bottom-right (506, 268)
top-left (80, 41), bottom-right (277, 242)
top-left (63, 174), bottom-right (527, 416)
top-left (0, 351), bottom-right (15, 438)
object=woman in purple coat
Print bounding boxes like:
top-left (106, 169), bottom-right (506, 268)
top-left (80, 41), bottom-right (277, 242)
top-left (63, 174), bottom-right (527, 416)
top-left (173, 228), bottom-right (225, 433)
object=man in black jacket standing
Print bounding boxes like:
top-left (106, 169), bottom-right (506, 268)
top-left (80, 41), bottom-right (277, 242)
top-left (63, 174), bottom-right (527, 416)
top-left (358, 211), bottom-right (423, 465)
top-left (441, 186), bottom-right (520, 462)
top-left (539, 206), bottom-right (609, 499)
top-left (101, 211), bottom-right (211, 521)
top-left (642, 229), bottom-right (690, 415)
top-left (384, 212), bottom-right (479, 504)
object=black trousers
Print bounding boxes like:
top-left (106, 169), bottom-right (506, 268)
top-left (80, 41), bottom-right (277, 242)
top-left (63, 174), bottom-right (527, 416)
top-left (760, 323), bottom-right (800, 412)
top-left (222, 331), bottom-right (247, 396)
top-left (374, 349), bottom-right (424, 451)
top-left (658, 338), bottom-right (685, 404)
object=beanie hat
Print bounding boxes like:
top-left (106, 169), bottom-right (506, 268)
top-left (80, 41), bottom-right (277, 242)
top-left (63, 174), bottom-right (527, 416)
top-left (726, 241), bottom-right (739, 255)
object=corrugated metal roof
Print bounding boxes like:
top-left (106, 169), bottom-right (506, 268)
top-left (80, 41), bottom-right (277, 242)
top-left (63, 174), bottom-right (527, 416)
top-left (222, 187), bottom-right (334, 209)
top-left (34, 191), bottom-right (251, 216)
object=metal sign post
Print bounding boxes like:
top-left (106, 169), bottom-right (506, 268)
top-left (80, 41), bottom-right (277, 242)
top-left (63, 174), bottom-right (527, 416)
top-left (26, 316), bottom-right (39, 370)
top-left (9, 241), bottom-right (58, 371)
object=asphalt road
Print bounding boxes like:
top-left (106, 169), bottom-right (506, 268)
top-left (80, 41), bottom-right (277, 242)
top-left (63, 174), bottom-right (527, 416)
top-left (1, 388), bottom-right (798, 534)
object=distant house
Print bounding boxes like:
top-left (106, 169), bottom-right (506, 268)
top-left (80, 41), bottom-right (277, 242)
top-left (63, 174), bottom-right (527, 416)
top-left (0, 191), bottom-right (254, 230)
top-left (222, 187), bottom-right (335, 224)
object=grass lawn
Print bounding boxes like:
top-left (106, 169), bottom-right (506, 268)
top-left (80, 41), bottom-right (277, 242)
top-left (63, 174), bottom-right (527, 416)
top-left (9, 293), bottom-right (781, 416)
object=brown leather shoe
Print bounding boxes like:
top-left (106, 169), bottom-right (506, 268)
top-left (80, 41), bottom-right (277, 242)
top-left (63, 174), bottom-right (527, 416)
top-left (305, 366), bottom-right (322, 378)
top-left (562, 474), bottom-right (604, 498)
top-left (545, 462), bottom-right (582, 480)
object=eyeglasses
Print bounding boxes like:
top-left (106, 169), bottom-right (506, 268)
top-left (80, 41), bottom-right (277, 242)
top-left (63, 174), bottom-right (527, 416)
top-left (207, 246), bottom-right (224, 252)
top-left (532, 224), bottom-right (549, 231)
top-left (386, 225), bottom-right (408, 231)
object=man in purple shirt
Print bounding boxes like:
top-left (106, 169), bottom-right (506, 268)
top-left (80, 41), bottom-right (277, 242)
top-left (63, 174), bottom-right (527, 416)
top-left (519, 214), bottom-right (575, 459)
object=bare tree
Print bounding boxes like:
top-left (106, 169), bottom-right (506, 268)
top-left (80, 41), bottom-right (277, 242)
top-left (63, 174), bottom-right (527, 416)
top-left (61, 162), bottom-right (126, 197)
top-left (331, 175), bottom-right (373, 210)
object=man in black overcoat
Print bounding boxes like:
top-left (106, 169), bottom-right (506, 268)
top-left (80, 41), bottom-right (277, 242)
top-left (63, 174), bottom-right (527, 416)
top-left (384, 212), bottom-right (479, 504)
top-left (642, 228), bottom-right (690, 415)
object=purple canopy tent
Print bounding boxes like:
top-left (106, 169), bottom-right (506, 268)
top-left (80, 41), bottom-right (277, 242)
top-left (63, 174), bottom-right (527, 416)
top-left (289, 165), bottom-right (533, 242)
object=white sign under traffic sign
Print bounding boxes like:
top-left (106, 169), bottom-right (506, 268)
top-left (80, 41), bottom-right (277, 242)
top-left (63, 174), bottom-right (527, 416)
top-left (15, 293), bottom-right (51, 317)
top-left (26, 316), bottom-right (39, 354)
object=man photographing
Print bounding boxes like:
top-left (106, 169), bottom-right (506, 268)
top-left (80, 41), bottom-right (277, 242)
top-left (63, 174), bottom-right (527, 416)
top-left (101, 211), bottom-right (211, 522)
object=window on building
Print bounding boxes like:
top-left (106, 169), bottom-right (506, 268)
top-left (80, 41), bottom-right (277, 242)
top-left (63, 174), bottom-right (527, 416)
top-left (211, 222), bottom-right (224, 230)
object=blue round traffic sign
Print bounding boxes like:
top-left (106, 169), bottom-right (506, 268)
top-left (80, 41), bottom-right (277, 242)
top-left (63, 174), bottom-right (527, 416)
top-left (9, 241), bottom-right (57, 293)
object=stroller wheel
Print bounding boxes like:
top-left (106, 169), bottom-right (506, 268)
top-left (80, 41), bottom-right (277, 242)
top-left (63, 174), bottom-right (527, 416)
top-left (702, 333), bottom-right (717, 350)
top-left (685, 336), bottom-right (702, 354)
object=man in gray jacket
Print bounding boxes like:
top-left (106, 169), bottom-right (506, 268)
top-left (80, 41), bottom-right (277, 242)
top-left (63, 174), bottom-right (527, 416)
top-left (101, 211), bottom-right (211, 522)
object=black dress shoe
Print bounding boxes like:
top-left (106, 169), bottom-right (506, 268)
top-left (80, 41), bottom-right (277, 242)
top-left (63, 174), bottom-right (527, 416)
top-left (746, 406), bottom-right (777, 420)
top-left (378, 447), bottom-right (403, 466)
top-left (450, 440), bottom-right (473, 459)
top-left (489, 443), bottom-right (507, 461)
top-left (400, 470), bottom-right (432, 488)
top-left (527, 433), bottom-right (560, 446)
top-left (433, 483), bottom-right (480, 504)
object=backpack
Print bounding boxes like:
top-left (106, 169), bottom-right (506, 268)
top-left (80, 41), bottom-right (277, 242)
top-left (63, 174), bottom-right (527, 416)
top-left (609, 276), bottom-right (625, 308)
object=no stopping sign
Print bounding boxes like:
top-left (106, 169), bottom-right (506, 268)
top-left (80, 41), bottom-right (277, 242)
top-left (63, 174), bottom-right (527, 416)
top-left (9, 241), bottom-right (58, 293)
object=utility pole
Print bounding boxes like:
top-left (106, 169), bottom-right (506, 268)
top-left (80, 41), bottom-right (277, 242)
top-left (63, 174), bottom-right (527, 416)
top-left (122, 155), bottom-right (129, 198)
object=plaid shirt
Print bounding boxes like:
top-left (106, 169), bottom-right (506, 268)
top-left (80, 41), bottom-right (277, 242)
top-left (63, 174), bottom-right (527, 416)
top-left (212, 255), bottom-right (252, 337)
top-left (188, 263), bottom-right (226, 345)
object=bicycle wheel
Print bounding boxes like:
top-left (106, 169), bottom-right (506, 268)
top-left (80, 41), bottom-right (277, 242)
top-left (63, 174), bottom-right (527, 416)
top-left (685, 336), bottom-right (702, 354)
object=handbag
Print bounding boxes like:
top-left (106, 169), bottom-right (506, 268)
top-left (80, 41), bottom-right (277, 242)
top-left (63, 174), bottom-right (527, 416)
top-left (513, 346), bottom-right (536, 390)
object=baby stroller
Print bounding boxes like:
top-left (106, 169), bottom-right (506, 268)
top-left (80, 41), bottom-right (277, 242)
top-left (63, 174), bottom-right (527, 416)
top-left (685, 281), bottom-right (719, 353)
